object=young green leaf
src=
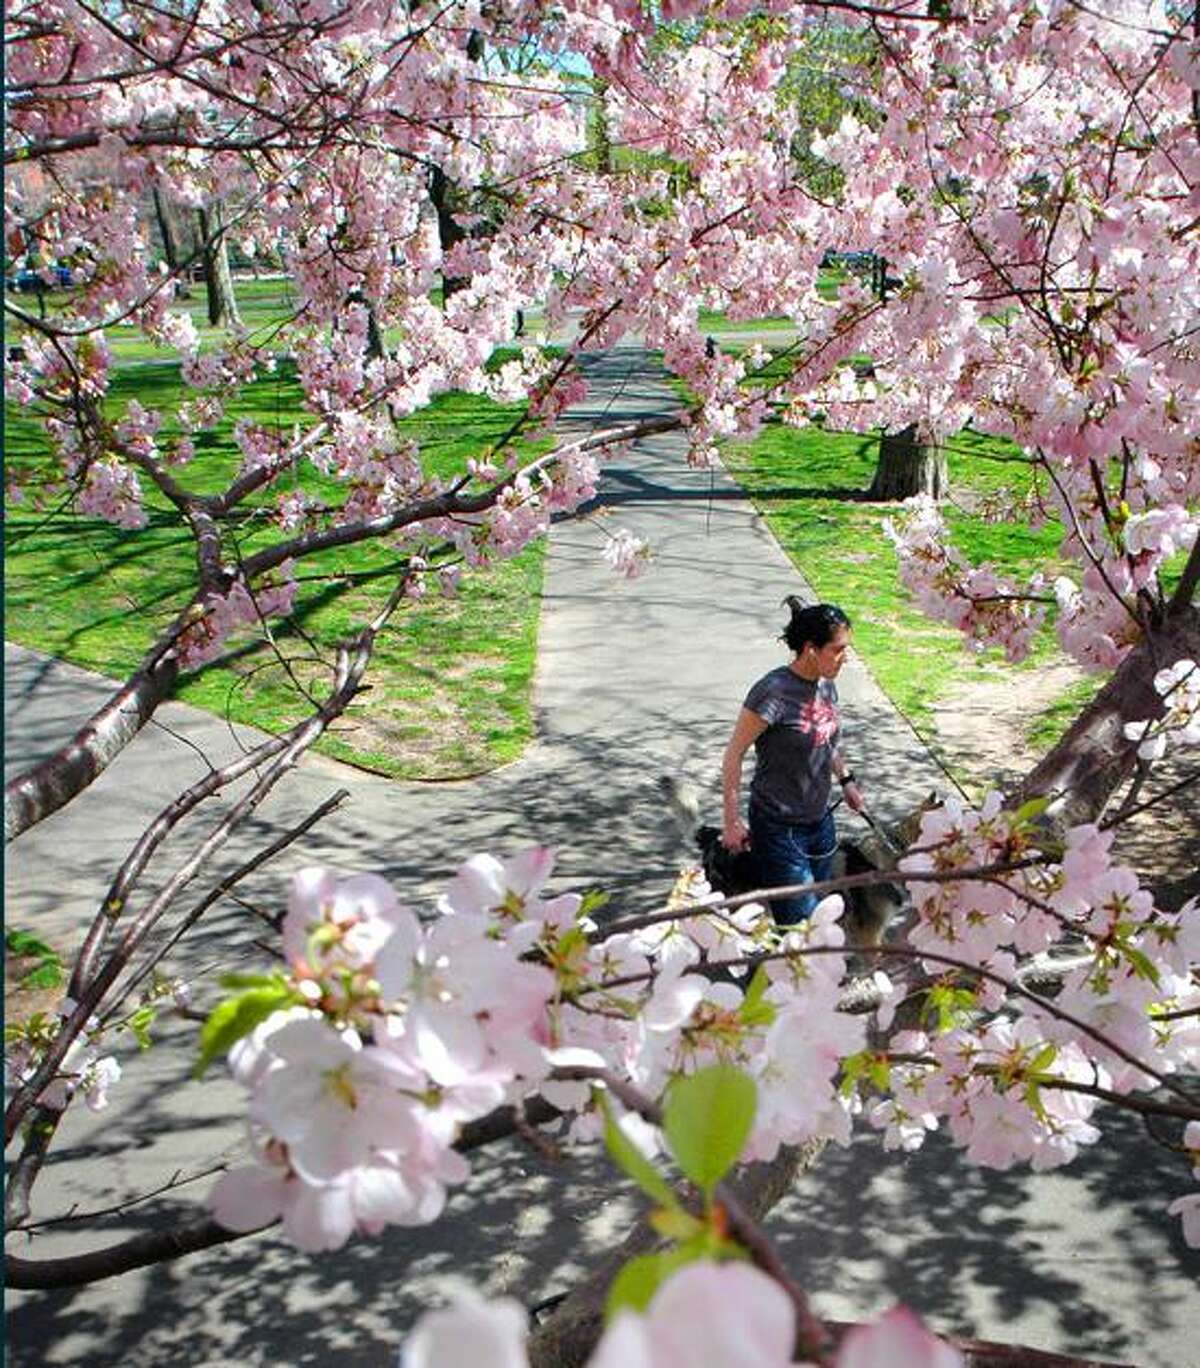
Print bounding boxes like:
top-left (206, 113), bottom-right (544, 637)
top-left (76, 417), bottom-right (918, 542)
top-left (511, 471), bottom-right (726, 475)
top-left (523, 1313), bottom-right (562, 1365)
top-left (605, 1247), bottom-right (698, 1321)
top-left (1026, 1042), bottom-right (1057, 1078)
top-left (738, 963), bottom-right (777, 1028)
top-left (219, 971), bottom-right (292, 991)
top-left (647, 1205), bottom-right (706, 1242)
top-left (6, 929), bottom-right (57, 960)
top-left (1012, 794), bottom-right (1051, 827)
top-left (20, 961), bottom-right (65, 991)
top-left (580, 889), bottom-right (612, 918)
top-left (128, 1004), bottom-right (158, 1051)
top-left (600, 1094), bottom-right (679, 1211)
top-left (194, 984), bottom-right (299, 1079)
top-left (663, 1065), bottom-right (757, 1196)
top-left (1119, 943), bottom-right (1161, 987)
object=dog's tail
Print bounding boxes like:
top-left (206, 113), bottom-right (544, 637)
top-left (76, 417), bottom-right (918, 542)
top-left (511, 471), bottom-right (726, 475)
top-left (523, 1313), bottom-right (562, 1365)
top-left (659, 774), bottom-right (702, 838)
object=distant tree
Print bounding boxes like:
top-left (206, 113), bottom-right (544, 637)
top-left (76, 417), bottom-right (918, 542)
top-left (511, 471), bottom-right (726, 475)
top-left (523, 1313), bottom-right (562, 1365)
top-left (196, 202), bottom-right (241, 327)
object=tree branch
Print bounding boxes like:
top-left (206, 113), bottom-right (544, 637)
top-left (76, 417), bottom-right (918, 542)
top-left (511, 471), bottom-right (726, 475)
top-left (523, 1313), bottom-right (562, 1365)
top-left (4, 647), bottom-right (180, 842)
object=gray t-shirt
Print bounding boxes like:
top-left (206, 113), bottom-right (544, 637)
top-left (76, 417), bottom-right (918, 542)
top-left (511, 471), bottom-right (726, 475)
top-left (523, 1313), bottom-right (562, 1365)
top-left (743, 667), bottom-right (841, 823)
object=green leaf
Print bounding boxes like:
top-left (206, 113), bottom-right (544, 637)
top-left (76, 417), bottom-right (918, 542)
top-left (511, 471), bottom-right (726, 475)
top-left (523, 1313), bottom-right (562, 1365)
top-left (194, 984), bottom-right (298, 1079)
top-left (739, 997), bottom-right (777, 1029)
top-left (218, 971), bottom-right (290, 991)
top-left (1120, 944), bottom-right (1161, 987)
top-left (923, 983), bottom-right (975, 1031)
top-left (600, 1095), bottom-right (679, 1211)
top-left (1012, 795), bottom-right (1051, 827)
top-left (605, 1247), bottom-right (698, 1321)
top-left (1026, 1042), bottom-right (1057, 1077)
top-left (867, 1054), bottom-right (892, 1092)
top-left (20, 961), bottom-right (65, 991)
top-left (738, 964), bottom-right (777, 1028)
top-left (6, 929), bottom-right (57, 960)
top-left (6, 927), bottom-right (64, 991)
top-left (128, 1004), bottom-right (157, 1051)
top-left (1024, 1078), bottom-right (1049, 1124)
top-left (742, 963), bottom-right (770, 1011)
top-left (580, 889), bottom-right (611, 918)
top-left (662, 1065), bottom-right (757, 1196)
top-left (839, 1049), bottom-right (871, 1098)
top-left (647, 1205), bottom-right (705, 1241)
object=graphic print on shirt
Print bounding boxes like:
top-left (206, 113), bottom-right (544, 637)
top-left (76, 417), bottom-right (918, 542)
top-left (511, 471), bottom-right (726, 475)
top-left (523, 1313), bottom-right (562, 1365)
top-left (793, 695), bottom-right (839, 745)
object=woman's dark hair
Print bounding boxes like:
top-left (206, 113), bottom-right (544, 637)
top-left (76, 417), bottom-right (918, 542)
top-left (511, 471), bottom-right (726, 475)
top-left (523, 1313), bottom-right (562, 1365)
top-left (780, 597), bottom-right (850, 653)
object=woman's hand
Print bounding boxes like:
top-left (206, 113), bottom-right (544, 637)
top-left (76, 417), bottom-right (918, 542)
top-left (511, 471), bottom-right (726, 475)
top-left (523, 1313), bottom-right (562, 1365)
top-left (723, 817), bottom-right (750, 851)
top-left (842, 781), bottom-right (866, 814)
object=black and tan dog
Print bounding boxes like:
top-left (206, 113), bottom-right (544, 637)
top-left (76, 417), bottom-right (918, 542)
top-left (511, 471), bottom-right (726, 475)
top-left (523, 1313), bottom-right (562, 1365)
top-left (660, 776), bottom-right (924, 952)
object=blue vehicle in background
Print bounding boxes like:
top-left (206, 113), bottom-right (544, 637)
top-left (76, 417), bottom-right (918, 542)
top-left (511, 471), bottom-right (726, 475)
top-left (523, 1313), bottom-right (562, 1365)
top-left (6, 262), bottom-right (73, 292)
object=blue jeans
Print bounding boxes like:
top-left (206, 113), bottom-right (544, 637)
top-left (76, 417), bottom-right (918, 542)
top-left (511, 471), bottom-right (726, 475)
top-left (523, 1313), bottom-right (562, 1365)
top-left (749, 805), bottom-right (837, 927)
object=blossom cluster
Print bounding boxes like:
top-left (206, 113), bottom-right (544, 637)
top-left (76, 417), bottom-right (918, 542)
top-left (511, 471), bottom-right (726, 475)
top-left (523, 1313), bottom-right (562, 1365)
top-left (176, 564), bottom-right (299, 669)
top-left (1123, 660), bottom-right (1200, 761)
top-left (207, 851), bottom-right (876, 1249)
top-left (889, 792), bottom-right (1200, 1239)
top-left (4, 1002), bottom-right (121, 1116)
top-left (883, 498), bottom-right (1046, 663)
top-left (208, 802), bottom-right (1200, 1257)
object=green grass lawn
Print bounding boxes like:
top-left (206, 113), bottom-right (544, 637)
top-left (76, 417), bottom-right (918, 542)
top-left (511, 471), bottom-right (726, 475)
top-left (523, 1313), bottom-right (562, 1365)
top-left (5, 357), bottom-right (553, 779)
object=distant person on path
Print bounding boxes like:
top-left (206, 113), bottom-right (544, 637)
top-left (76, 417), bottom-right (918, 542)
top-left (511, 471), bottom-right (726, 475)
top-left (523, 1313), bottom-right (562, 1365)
top-left (721, 599), bottom-right (866, 926)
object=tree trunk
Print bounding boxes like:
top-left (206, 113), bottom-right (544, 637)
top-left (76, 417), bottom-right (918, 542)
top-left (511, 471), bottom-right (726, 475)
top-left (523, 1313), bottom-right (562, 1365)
top-left (1009, 605), bottom-right (1200, 829)
top-left (366, 304), bottom-right (386, 360)
top-left (197, 202), bottom-right (241, 327)
top-left (869, 422), bottom-right (947, 500)
top-left (591, 79), bottom-right (613, 174)
top-left (427, 30), bottom-right (484, 304)
top-left (428, 165), bottom-right (469, 301)
top-left (151, 187), bottom-right (190, 297)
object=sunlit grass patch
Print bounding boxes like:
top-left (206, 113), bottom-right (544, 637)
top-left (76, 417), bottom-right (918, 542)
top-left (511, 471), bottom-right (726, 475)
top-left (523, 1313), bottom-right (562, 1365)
top-left (721, 417), bottom-right (1077, 765)
top-left (5, 358), bottom-right (553, 779)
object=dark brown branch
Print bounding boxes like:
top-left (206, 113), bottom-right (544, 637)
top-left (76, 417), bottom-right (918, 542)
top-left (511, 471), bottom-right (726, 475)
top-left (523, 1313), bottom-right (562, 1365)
top-left (1011, 606), bottom-right (1200, 828)
top-left (101, 788), bottom-right (353, 1021)
top-left (1167, 535), bottom-right (1200, 617)
top-left (5, 1214), bottom-right (253, 1290)
top-left (4, 647), bottom-right (180, 842)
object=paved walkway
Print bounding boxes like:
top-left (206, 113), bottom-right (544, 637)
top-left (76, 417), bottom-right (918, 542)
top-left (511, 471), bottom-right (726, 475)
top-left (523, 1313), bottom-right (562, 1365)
top-left (6, 349), bottom-right (1198, 1366)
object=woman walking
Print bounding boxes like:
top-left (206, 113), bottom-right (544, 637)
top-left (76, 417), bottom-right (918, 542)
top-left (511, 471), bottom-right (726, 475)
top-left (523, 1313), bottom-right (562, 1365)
top-left (722, 599), bottom-right (866, 926)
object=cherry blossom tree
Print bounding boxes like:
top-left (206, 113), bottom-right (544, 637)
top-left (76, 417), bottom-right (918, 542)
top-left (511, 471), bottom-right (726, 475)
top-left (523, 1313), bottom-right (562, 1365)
top-left (5, 1), bottom-right (1199, 1363)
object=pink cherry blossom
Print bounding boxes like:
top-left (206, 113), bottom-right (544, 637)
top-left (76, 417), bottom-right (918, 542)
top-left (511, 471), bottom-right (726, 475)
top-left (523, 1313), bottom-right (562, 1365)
top-left (601, 529), bottom-right (652, 579)
top-left (835, 1305), bottom-right (962, 1368)
top-left (589, 1261), bottom-right (795, 1368)
top-left (1167, 1193), bottom-right (1200, 1249)
top-left (401, 1295), bottom-right (528, 1368)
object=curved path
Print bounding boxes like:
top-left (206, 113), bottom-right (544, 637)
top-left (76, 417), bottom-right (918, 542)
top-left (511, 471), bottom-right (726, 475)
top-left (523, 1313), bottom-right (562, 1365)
top-left (6, 349), bottom-right (1197, 1365)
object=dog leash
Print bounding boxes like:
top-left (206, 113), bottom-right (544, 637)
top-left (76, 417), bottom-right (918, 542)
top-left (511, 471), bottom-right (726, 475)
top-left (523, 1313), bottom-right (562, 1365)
top-left (832, 793), bottom-right (902, 858)
top-left (859, 804), bottom-right (902, 858)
